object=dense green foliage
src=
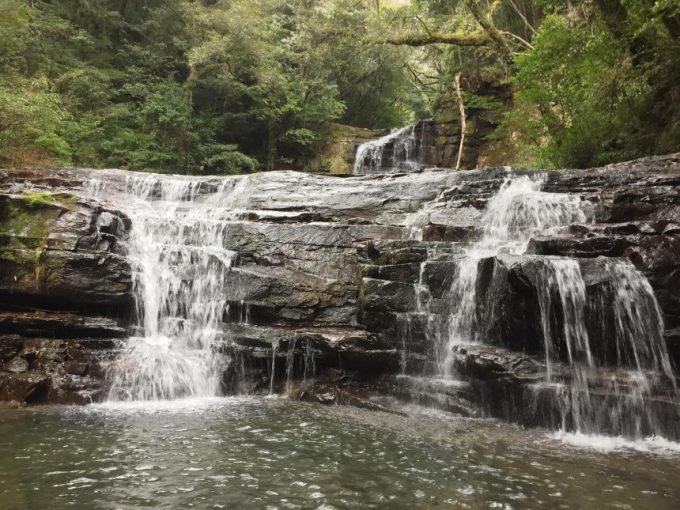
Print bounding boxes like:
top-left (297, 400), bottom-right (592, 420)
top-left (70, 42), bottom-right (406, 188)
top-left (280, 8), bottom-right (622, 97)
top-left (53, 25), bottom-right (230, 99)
top-left (381, 0), bottom-right (680, 168)
top-left (0, 0), bottom-right (418, 172)
top-left (504, 1), bottom-right (680, 168)
top-left (1, 0), bottom-right (679, 172)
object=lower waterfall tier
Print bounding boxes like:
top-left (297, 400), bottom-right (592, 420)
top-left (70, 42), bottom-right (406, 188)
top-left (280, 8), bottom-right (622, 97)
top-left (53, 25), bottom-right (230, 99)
top-left (1, 155), bottom-right (679, 440)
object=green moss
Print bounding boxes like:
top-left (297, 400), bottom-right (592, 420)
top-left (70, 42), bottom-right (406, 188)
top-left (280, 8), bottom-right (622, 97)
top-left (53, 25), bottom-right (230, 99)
top-left (0, 245), bottom-right (65, 292)
top-left (0, 191), bottom-right (77, 290)
top-left (0, 248), bottom-right (33, 266)
top-left (0, 248), bottom-right (35, 283)
top-left (42, 251), bottom-right (67, 288)
top-left (306, 123), bottom-right (385, 174)
top-left (23, 192), bottom-right (55, 208)
top-left (18, 191), bottom-right (78, 211)
top-left (0, 192), bottom-right (76, 240)
top-left (53, 193), bottom-right (79, 212)
top-left (0, 204), bottom-right (51, 240)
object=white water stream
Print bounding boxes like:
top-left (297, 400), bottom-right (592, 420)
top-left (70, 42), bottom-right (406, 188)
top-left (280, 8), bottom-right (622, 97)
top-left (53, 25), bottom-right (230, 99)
top-left (401, 172), bottom-right (678, 438)
top-left (90, 174), bottom-right (247, 400)
top-left (82, 167), bottom-right (678, 441)
top-left (439, 175), bottom-right (591, 375)
top-left (353, 124), bottom-right (422, 174)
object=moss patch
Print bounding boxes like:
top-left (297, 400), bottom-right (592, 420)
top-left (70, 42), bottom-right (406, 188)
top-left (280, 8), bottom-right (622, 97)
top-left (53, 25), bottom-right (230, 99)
top-left (0, 200), bottom-right (53, 240)
top-left (23, 192), bottom-right (56, 208)
top-left (52, 193), bottom-right (79, 212)
top-left (0, 192), bottom-right (77, 290)
top-left (0, 192), bottom-right (77, 240)
top-left (306, 123), bottom-right (385, 175)
top-left (0, 248), bottom-right (36, 287)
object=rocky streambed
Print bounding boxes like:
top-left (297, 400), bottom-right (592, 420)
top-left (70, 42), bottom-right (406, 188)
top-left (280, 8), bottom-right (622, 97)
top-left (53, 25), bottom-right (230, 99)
top-left (1, 156), bottom-right (679, 437)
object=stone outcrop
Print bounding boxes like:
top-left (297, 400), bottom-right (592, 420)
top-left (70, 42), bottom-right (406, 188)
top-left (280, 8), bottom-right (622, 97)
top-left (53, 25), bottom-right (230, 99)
top-left (0, 154), bottom-right (679, 414)
top-left (344, 84), bottom-right (512, 174)
top-left (449, 343), bottom-right (680, 438)
top-left (0, 181), bottom-right (132, 403)
top-left (306, 123), bottom-right (385, 174)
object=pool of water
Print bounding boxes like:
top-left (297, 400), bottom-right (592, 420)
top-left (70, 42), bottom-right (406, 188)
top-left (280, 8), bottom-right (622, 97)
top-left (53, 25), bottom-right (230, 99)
top-left (1, 397), bottom-right (679, 509)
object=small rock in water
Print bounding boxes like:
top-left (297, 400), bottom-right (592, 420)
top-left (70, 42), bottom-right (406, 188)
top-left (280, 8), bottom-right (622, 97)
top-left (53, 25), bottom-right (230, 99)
top-left (316, 392), bottom-right (336, 405)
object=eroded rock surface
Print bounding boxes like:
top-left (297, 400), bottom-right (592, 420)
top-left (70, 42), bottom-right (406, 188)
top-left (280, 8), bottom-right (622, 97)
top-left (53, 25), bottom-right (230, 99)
top-left (0, 154), bottom-right (679, 411)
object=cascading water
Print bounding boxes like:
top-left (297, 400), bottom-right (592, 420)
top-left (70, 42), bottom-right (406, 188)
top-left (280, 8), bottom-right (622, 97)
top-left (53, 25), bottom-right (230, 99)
top-left (353, 124), bottom-right (422, 175)
top-left (268, 337), bottom-right (318, 397)
top-left (78, 166), bottom-right (678, 438)
top-left (438, 175), bottom-right (591, 375)
top-left (536, 259), bottom-right (592, 381)
top-left (89, 174), bottom-right (247, 401)
top-left (402, 172), bottom-right (678, 438)
top-left (531, 257), bottom-right (678, 437)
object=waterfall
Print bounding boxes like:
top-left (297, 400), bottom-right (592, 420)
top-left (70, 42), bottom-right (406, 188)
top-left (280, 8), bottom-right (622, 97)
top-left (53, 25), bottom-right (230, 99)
top-left (353, 124), bottom-right (422, 174)
top-left (606, 261), bottom-right (675, 379)
top-left (438, 175), bottom-right (591, 375)
top-left (536, 259), bottom-right (592, 381)
top-left (411, 173), bottom-right (678, 438)
top-left (77, 167), bottom-right (677, 435)
top-left (89, 174), bottom-right (247, 401)
top-left (268, 338), bottom-right (318, 396)
top-left (533, 258), bottom-right (677, 437)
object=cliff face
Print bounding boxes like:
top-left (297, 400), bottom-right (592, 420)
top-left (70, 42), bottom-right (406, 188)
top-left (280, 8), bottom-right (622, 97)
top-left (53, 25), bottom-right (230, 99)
top-left (347, 90), bottom-right (513, 174)
top-left (0, 156), bottom-right (679, 423)
top-left (306, 123), bottom-right (386, 174)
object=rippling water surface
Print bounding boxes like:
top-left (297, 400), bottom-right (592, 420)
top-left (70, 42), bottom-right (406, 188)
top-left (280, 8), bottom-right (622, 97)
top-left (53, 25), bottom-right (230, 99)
top-left (1, 398), bottom-right (679, 509)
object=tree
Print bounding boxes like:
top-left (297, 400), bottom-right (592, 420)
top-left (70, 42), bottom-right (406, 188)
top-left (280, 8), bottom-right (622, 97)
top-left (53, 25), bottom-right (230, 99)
top-left (503, 1), bottom-right (680, 167)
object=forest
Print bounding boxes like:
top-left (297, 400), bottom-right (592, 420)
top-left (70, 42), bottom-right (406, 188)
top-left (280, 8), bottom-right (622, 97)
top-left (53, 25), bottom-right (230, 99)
top-left (1, 0), bottom-right (679, 173)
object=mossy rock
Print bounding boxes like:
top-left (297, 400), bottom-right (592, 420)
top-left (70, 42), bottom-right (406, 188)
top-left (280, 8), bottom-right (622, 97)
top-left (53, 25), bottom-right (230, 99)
top-left (0, 248), bottom-right (38, 290)
top-left (306, 123), bottom-right (386, 174)
top-left (0, 192), bottom-right (79, 290)
top-left (0, 192), bottom-right (78, 242)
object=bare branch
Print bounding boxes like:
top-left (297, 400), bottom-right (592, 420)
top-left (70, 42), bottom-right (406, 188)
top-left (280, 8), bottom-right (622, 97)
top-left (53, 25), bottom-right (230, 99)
top-left (507, 0), bottom-right (537, 36)
top-left (453, 72), bottom-right (466, 171)
top-left (403, 62), bottom-right (440, 92)
top-left (414, 15), bottom-right (433, 37)
top-left (502, 30), bottom-right (534, 50)
top-left (383, 0), bottom-right (512, 58)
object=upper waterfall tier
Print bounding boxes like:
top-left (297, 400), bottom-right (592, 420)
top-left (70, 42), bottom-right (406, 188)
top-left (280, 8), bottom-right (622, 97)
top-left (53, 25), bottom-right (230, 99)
top-left (353, 122), bottom-right (436, 175)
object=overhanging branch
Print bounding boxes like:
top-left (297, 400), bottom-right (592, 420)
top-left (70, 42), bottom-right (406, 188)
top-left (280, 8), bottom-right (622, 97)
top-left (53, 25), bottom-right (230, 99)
top-left (464, 0), bottom-right (511, 57)
top-left (383, 0), bottom-right (511, 57)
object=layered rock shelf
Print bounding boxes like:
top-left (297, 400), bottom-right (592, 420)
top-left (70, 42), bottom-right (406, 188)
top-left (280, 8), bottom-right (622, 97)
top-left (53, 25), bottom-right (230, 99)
top-left (1, 155), bottom-right (679, 431)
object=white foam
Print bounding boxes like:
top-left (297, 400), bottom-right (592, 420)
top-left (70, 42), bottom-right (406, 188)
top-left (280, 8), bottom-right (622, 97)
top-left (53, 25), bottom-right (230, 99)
top-left (550, 430), bottom-right (680, 455)
top-left (84, 396), bottom-right (251, 414)
top-left (95, 175), bottom-right (243, 401)
top-left (394, 374), bottom-right (469, 389)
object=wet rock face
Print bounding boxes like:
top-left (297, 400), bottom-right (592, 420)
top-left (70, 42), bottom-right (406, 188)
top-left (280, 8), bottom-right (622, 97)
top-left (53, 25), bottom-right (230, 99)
top-left (449, 343), bottom-right (680, 438)
top-left (0, 191), bottom-right (133, 312)
top-left (0, 154), bottom-right (679, 405)
top-left (0, 179), bottom-right (132, 404)
top-left (467, 255), bottom-right (663, 368)
top-left (353, 156), bottom-right (680, 376)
